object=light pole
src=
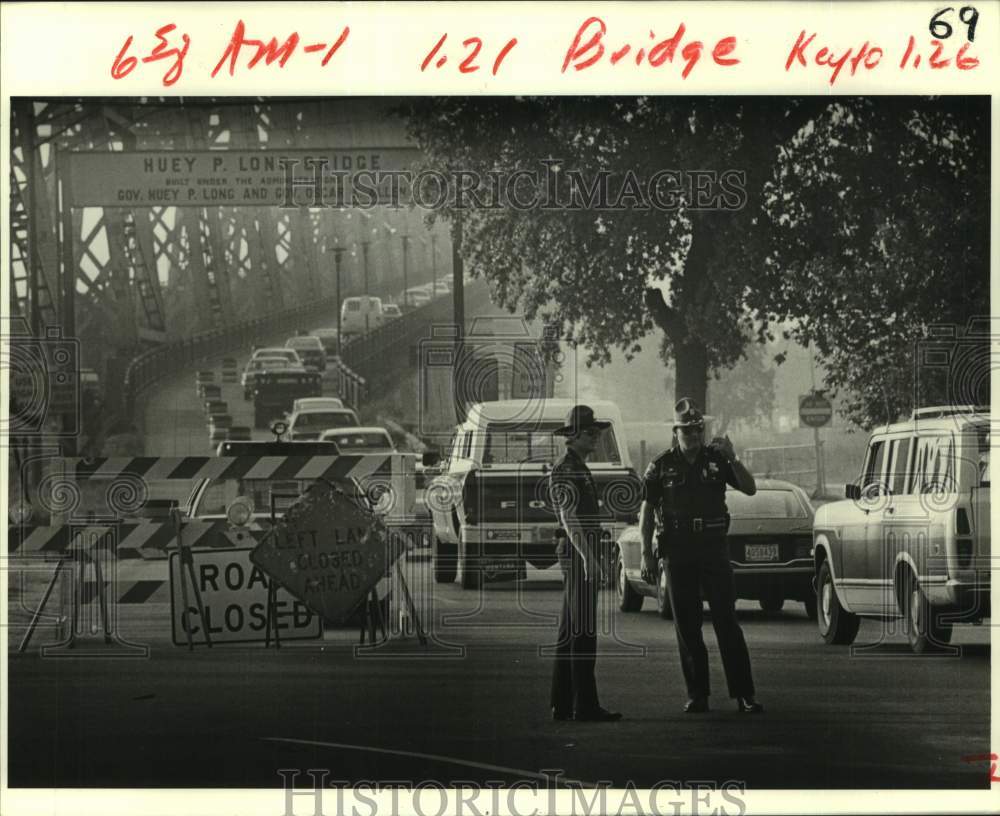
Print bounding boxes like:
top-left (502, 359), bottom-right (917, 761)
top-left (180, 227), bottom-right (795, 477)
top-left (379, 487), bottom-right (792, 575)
top-left (360, 239), bottom-right (372, 333)
top-left (401, 234), bottom-right (410, 309)
top-left (332, 245), bottom-right (345, 355)
top-left (430, 234), bottom-right (438, 301)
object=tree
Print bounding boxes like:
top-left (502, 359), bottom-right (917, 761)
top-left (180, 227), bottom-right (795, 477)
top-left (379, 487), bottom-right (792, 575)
top-left (751, 97), bottom-right (989, 428)
top-left (401, 98), bottom-right (985, 424)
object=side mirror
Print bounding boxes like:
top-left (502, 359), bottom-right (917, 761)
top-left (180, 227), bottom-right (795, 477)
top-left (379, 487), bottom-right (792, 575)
top-left (845, 483), bottom-right (861, 500)
top-left (422, 451), bottom-right (441, 468)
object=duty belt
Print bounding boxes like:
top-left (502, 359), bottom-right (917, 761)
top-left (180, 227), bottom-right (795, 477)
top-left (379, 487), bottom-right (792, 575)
top-left (662, 516), bottom-right (728, 534)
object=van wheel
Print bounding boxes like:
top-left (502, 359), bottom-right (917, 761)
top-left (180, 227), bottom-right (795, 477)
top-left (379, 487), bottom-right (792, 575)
top-left (616, 549), bottom-right (643, 612)
top-left (656, 559), bottom-right (674, 620)
top-left (902, 574), bottom-right (953, 654)
top-left (817, 560), bottom-right (860, 645)
top-left (433, 539), bottom-right (456, 584)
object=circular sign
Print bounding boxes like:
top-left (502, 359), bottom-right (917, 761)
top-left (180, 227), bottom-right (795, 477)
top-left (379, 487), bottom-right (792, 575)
top-left (799, 393), bottom-right (833, 428)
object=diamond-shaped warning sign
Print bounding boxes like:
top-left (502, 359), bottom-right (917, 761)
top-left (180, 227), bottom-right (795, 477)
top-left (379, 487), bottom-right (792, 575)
top-left (250, 480), bottom-right (403, 624)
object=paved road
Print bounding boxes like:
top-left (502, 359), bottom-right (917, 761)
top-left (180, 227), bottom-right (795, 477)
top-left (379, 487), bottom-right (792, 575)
top-left (7, 560), bottom-right (991, 790)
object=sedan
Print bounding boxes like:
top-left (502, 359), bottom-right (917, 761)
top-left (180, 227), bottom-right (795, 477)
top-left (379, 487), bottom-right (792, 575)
top-left (615, 478), bottom-right (817, 619)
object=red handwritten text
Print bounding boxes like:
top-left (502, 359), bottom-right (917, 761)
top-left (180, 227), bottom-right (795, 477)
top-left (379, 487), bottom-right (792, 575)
top-left (784, 31), bottom-right (883, 85)
top-left (212, 20), bottom-right (350, 78)
top-left (111, 24), bottom-right (190, 87)
top-left (899, 36), bottom-right (979, 70)
top-left (961, 753), bottom-right (1000, 782)
top-left (562, 17), bottom-right (739, 78)
top-left (421, 34), bottom-right (518, 76)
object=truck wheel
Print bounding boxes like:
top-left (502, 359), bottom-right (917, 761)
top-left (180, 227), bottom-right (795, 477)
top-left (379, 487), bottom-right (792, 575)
top-left (457, 544), bottom-right (481, 591)
top-left (433, 539), bottom-right (456, 584)
top-left (759, 594), bottom-right (784, 613)
top-left (656, 559), bottom-right (674, 620)
top-left (817, 560), bottom-right (860, 645)
top-left (615, 548), bottom-right (643, 612)
top-left (902, 573), bottom-right (953, 654)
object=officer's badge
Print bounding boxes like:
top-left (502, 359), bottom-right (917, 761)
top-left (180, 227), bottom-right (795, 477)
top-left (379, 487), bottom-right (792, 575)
top-left (707, 461), bottom-right (720, 476)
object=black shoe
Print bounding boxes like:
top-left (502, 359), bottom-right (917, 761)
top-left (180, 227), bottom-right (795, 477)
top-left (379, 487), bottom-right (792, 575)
top-left (684, 697), bottom-right (710, 713)
top-left (736, 697), bottom-right (764, 713)
top-left (552, 707), bottom-right (572, 721)
top-left (574, 707), bottom-right (622, 722)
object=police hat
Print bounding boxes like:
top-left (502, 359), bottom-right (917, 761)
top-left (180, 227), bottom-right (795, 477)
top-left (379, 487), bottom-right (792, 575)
top-left (672, 397), bottom-right (707, 429)
top-left (553, 404), bottom-right (612, 437)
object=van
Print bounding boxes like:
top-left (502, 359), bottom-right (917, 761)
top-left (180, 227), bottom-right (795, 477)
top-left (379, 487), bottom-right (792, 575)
top-left (813, 405), bottom-right (990, 652)
top-left (340, 296), bottom-right (383, 337)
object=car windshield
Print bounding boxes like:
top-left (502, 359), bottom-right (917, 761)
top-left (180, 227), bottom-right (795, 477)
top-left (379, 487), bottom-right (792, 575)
top-left (726, 489), bottom-right (809, 519)
top-left (194, 478), bottom-right (320, 517)
top-left (482, 421), bottom-right (621, 465)
top-left (293, 411), bottom-right (358, 428)
top-left (323, 431), bottom-right (394, 450)
top-left (253, 358), bottom-right (288, 370)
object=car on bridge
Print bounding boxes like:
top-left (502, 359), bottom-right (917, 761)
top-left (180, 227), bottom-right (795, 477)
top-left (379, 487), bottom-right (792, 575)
top-left (293, 397), bottom-right (345, 412)
top-left (253, 370), bottom-right (321, 429)
top-left (319, 426), bottom-right (396, 453)
top-left (615, 479), bottom-right (816, 619)
top-left (285, 335), bottom-right (327, 372)
top-left (341, 296), bottom-right (383, 337)
top-left (311, 328), bottom-right (341, 357)
top-left (813, 405), bottom-right (990, 653)
top-left (381, 303), bottom-right (403, 321)
top-left (287, 406), bottom-right (361, 440)
top-left (403, 288), bottom-right (431, 309)
top-left (242, 356), bottom-right (306, 400)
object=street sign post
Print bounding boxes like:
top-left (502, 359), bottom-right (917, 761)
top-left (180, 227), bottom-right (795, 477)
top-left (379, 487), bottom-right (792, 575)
top-left (799, 393), bottom-right (832, 496)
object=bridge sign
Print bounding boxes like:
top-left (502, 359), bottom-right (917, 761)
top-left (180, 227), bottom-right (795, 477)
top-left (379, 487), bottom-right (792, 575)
top-left (799, 393), bottom-right (833, 428)
top-left (65, 148), bottom-right (421, 209)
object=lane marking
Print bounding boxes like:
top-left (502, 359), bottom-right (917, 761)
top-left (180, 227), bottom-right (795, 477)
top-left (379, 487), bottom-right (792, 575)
top-left (261, 737), bottom-right (594, 786)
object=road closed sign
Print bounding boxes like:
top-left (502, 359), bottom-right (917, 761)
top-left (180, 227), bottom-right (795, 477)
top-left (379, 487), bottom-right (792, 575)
top-left (251, 481), bottom-right (404, 624)
top-left (169, 548), bottom-right (322, 645)
top-left (799, 393), bottom-right (834, 428)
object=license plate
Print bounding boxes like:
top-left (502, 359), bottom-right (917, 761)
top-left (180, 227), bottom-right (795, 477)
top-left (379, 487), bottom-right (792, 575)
top-left (745, 544), bottom-right (779, 562)
top-left (483, 558), bottom-right (521, 573)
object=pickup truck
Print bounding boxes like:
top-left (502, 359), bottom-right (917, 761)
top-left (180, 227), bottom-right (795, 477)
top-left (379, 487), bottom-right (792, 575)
top-left (426, 399), bottom-right (640, 589)
top-left (812, 406), bottom-right (990, 653)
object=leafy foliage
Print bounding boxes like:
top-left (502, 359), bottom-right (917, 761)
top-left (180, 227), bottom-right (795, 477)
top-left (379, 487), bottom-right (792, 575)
top-left (401, 97), bottom-right (989, 428)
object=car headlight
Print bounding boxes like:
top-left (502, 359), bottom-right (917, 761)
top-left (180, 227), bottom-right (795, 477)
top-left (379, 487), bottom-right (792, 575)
top-left (226, 496), bottom-right (255, 528)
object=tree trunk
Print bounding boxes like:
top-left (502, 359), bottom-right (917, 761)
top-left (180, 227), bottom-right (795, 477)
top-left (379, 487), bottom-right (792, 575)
top-left (674, 340), bottom-right (709, 413)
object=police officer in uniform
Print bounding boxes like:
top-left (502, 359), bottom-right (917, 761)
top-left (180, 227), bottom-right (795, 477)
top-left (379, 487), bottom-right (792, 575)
top-left (549, 405), bottom-right (622, 723)
top-left (640, 398), bottom-right (763, 714)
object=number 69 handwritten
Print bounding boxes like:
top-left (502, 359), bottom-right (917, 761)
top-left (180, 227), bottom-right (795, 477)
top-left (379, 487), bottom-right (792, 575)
top-left (929, 6), bottom-right (979, 41)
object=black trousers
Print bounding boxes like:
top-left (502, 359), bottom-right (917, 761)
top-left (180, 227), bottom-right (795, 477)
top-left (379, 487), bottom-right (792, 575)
top-left (662, 535), bottom-right (755, 699)
top-left (550, 535), bottom-right (601, 715)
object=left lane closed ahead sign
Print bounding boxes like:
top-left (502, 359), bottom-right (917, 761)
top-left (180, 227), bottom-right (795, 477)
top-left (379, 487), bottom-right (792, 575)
top-left (170, 548), bottom-right (322, 645)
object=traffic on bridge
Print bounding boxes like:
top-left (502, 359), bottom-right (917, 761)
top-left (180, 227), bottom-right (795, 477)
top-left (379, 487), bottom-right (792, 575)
top-left (3, 91), bottom-right (992, 814)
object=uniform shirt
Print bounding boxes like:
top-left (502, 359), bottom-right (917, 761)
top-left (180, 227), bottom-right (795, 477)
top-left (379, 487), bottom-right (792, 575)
top-left (549, 446), bottom-right (603, 529)
top-left (642, 444), bottom-right (738, 523)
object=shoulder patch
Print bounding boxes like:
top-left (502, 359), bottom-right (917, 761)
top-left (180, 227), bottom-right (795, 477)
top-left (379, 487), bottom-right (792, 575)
top-left (642, 461), bottom-right (657, 479)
